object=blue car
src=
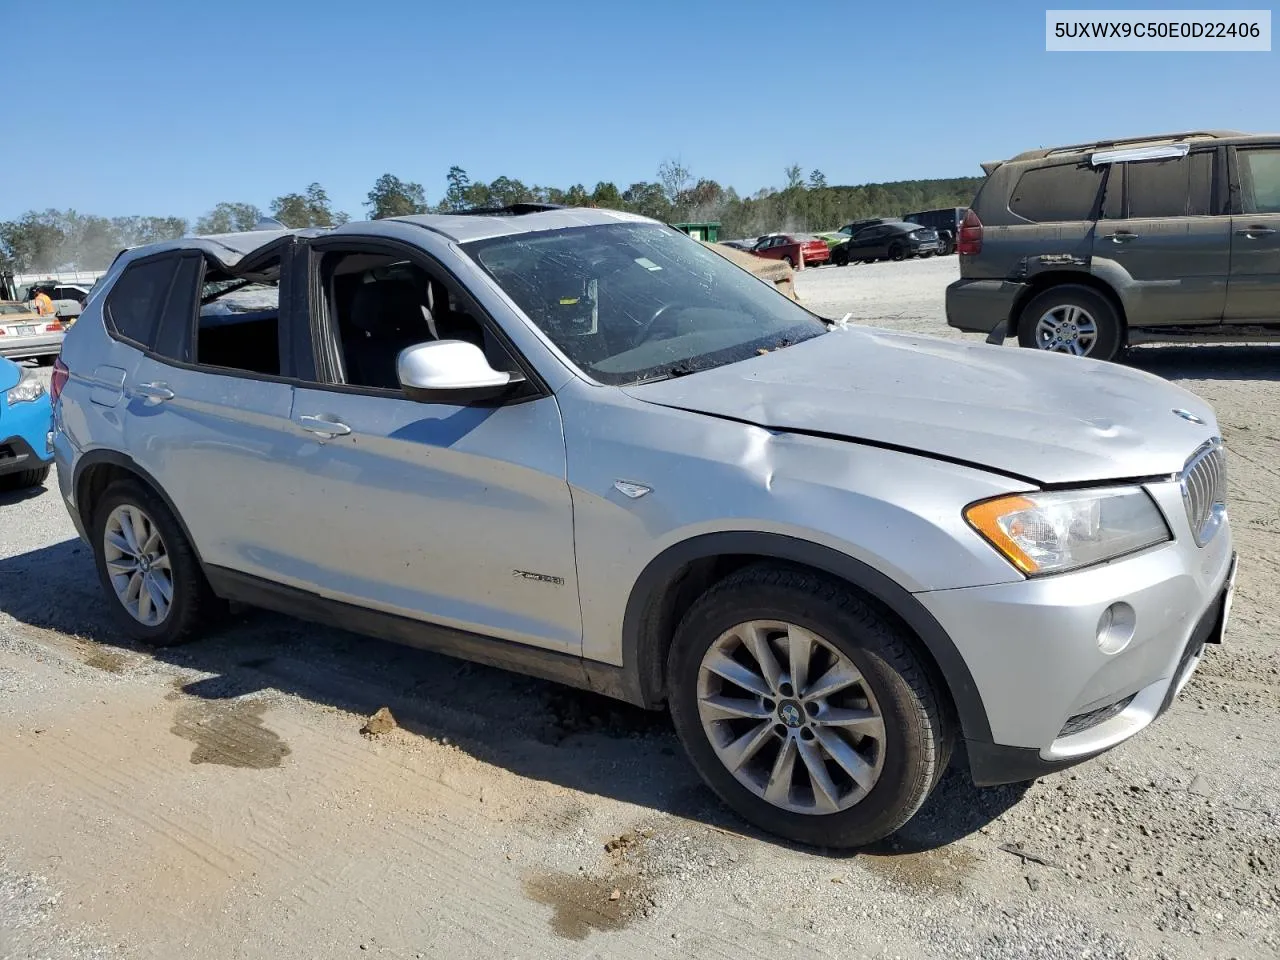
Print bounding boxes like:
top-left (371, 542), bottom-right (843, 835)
top-left (0, 356), bottom-right (53, 490)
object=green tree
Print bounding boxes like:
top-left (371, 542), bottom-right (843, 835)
top-left (807, 170), bottom-right (827, 190)
top-left (564, 184), bottom-right (590, 207)
top-left (365, 173), bottom-right (428, 219)
top-left (272, 183), bottom-right (345, 228)
top-left (784, 164), bottom-right (805, 190)
top-left (487, 176), bottom-right (533, 208)
top-left (440, 166), bottom-right (471, 212)
top-left (195, 202), bottom-right (263, 234)
top-left (0, 211), bottom-right (67, 272)
top-left (591, 181), bottom-right (623, 209)
top-left (622, 182), bottom-right (672, 221)
top-left (658, 158), bottom-right (692, 206)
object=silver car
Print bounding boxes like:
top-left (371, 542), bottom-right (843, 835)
top-left (51, 208), bottom-right (1236, 847)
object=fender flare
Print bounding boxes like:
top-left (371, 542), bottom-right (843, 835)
top-left (71, 450), bottom-right (207, 566)
top-left (621, 531), bottom-right (992, 743)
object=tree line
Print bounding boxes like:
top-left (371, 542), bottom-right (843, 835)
top-left (0, 162), bottom-right (981, 273)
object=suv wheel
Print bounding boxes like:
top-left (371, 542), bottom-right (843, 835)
top-left (91, 479), bottom-right (224, 645)
top-left (667, 565), bottom-right (953, 848)
top-left (832, 248), bottom-right (849, 267)
top-left (1018, 285), bottom-right (1122, 361)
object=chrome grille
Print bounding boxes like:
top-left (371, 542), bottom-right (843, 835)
top-left (1180, 439), bottom-right (1227, 547)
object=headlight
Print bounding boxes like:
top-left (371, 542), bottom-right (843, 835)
top-left (6, 373), bottom-right (46, 405)
top-left (965, 487), bottom-right (1170, 576)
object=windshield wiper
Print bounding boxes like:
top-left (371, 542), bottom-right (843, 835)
top-left (637, 361), bottom-right (700, 383)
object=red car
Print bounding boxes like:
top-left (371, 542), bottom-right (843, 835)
top-left (749, 233), bottom-right (830, 268)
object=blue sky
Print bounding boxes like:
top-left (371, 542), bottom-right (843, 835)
top-left (3, 0), bottom-right (1276, 221)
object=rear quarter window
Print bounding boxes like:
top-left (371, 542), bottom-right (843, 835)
top-left (1009, 163), bottom-right (1105, 223)
top-left (105, 257), bottom-right (181, 347)
top-left (1125, 152), bottom-right (1214, 218)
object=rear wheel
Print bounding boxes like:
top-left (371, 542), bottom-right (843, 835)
top-left (888, 243), bottom-right (905, 261)
top-left (0, 464), bottom-right (50, 491)
top-left (1017, 285), bottom-right (1122, 361)
top-left (667, 564), bottom-right (953, 848)
top-left (936, 237), bottom-right (953, 256)
top-left (783, 256), bottom-right (795, 268)
top-left (90, 479), bottom-right (226, 645)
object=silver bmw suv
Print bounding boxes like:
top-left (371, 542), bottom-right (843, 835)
top-left (51, 207), bottom-right (1236, 847)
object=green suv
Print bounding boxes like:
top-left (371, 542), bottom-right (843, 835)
top-left (946, 130), bottom-right (1280, 360)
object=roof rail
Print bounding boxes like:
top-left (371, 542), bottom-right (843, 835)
top-left (1005, 130), bottom-right (1245, 164)
top-left (455, 202), bottom-right (567, 217)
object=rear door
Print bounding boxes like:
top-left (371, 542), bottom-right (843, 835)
top-left (119, 243), bottom-right (306, 581)
top-left (1226, 144), bottom-right (1280, 323)
top-left (1093, 148), bottom-right (1229, 326)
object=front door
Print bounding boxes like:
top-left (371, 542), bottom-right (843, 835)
top-left (1226, 145), bottom-right (1280, 323)
top-left (284, 241), bottom-right (582, 654)
top-left (1092, 149), bottom-right (1230, 326)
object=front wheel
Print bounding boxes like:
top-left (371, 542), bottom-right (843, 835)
top-left (1017, 285), bottom-right (1122, 361)
top-left (783, 256), bottom-right (795, 268)
top-left (667, 564), bottom-right (953, 848)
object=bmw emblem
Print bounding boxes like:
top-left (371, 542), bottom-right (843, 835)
top-left (778, 701), bottom-right (804, 728)
top-left (1173, 408), bottom-right (1205, 425)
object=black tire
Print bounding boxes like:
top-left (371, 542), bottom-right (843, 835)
top-left (888, 243), bottom-right (905, 262)
top-left (1016, 284), bottom-right (1123, 362)
top-left (36, 355), bottom-right (56, 367)
top-left (832, 248), bottom-right (849, 267)
top-left (0, 464), bottom-right (50, 491)
top-left (936, 238), bottom-right (953, 256)
top-left (783, 255), bottom-right (795, 268)
top-left (90, 478), bottom-right (225, 646)
top-left (667, 564), bottom-right (953, 849)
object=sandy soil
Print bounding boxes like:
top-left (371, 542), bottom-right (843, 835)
top-left (2, 258), bottom-right (1277, 960)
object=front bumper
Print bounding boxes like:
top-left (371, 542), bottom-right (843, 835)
top-left (916, 478), bottom-right (1235, 783)
top-left (945, 278), bottom-right (1026, 334)
top-left (0, 435), bottom-right (52, 477)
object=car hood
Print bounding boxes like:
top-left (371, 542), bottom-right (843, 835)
top-left (621, 328), bottom-right (1217, 485)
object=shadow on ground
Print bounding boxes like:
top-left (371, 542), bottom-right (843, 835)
top-left (0, 535), bottom-right (1026, 855)
top-left (1126, 343), bottom-right (1280, 382)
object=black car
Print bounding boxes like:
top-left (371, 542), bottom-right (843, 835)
top-left (901, 207), bottom-right (968, 255)
top-left (831, 221), bottom-right (941, 265)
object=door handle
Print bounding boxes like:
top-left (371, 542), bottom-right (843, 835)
top-left (298, 414), bottom-right (352, 437)
top-left (1236, 225), bottom-right (1276, 237)
top-left (1110, 232), bottom-right (1139, 243)
top-left (134, 381), bottom-right (174, 402)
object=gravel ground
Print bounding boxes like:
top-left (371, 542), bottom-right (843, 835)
top-left (2, 257), bottom-right (1278, 960)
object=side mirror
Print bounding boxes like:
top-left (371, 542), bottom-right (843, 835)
top-left (396, 340), bottom-right (525, 405)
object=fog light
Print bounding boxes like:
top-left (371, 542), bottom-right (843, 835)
top-left (1097, 602), bottom-right (1136, 655)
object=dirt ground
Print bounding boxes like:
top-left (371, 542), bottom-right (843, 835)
top-left (2, 257), bottom-right (1278, 960)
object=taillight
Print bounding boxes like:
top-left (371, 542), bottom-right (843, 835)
top-left (50, 357), bottom-right (69, 404)
top-left (45, 322), bottom-right (64, 332)
top-left (957, 209), bottom-right (983, 255)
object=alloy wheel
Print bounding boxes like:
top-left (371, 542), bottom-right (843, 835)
top-left (103, 504), bottom-right (174, 626)
top-left (1034, 304), bottom-right (1098, 356)
top-left (696, 620), bottom-right (886, 815)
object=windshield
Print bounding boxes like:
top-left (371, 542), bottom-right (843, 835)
top-left (465, 223), bottom-right (827, 385)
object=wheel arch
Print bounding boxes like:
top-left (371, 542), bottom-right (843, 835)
top-left (621, 531), bottom-right (993, 743)
top-left (73, 451), bottom-right (206, 566)
top-left (1009, 272), bottom-right (1128, 343)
